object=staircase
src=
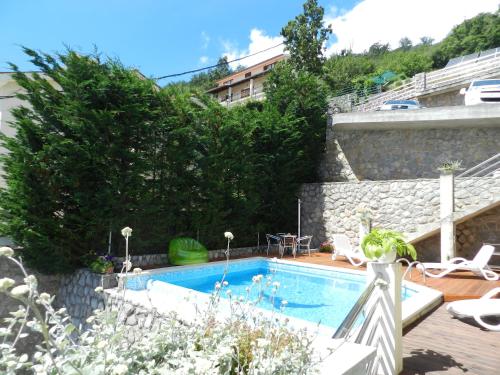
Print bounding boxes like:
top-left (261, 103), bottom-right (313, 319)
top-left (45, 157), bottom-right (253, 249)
top-left (407, 154), bottom-right (500, 244)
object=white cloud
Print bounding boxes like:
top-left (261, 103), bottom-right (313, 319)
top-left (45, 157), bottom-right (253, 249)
top-left (325, 0), bottom-right (499, 55)
top-left (221, 29), bottom-right (285, 69)
top-left (201, 31), bottom-right (210, 50)
top-left (199, 56), bottom-right (209, 64)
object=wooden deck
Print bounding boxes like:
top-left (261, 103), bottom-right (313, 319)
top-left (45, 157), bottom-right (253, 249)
top-left (285, 252), bottom-right (500, 301)
top-left (402, 305), bottom-right (500, 374)
top-left (284, 253), bottom-right (500, 374)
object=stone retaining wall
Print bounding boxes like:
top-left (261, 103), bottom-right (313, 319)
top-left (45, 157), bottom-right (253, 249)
top-left (300, 179), bottom-right (441, 247)
top-left (103, 291), bottom-right (165, 342)
top-left (417, 205), bottom-right (500, 264)
top-left (300, 177), bottom-right (500, 260)
top-left (320, 127), bottom-right (500, 182)
top-left (53, 246), bottom-right (268, 326)
top-left (209, 245), bottom-right (266, 260)
top-left (115, 253), bottom-right (168, 267)
top-left (56, 269), bottom-right (117, 328)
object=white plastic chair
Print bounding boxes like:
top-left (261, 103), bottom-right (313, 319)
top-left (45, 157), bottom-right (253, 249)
top-left (417, 245), bottom-right (499, 281)
top-left (265, 234), bottom-right (282, 256)
top-left (446, 287), bottom-right (500, 331)
top-left (296, 235), bottom-right (313, 256)
top-left (331, 234), bottom-right (368, 267)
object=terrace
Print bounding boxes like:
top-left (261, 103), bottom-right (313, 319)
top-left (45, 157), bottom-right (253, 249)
top-left (282, 252), bottom-right (500, 374)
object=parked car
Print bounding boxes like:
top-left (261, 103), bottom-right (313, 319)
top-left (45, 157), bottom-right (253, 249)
top-left (460, 79), bottom-right (500, 105)
top-left (376, 99), bottom-right (423, 111)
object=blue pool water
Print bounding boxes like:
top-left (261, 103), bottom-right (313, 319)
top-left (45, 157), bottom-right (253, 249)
top-left (126, 259), bottom-right (416, 329)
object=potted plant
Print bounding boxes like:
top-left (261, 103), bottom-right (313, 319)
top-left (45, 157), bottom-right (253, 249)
top-left (361, 229), bottom-right (416, 263)
top-left (89, 255), bottom-right (115, 274)
top-left (319, 241), bottom-right (334, 253)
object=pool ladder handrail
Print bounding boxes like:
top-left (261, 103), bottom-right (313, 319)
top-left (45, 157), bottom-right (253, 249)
top-left (333, 260), bottom-right (428, 341)
top-left (332, 274), bottom-right (383, 340)
top-left (396, 258), bottom-right (427, 284)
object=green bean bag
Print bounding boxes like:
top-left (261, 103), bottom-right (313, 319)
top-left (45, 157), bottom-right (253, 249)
top-left (169, 237), bottom-right (209, 266)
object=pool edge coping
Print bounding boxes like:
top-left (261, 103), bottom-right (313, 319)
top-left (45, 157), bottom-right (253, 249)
top-left (117, 256), bottom-right (444, 329)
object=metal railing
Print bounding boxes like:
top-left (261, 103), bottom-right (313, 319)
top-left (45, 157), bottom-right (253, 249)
top-left (454, 153), bottom-right (500, 213)
top-left (332, 275), bottom-right (383, 340)
top-left (330, 48), bottom-right (500, 113)
top-left (457, 153), bottom-right (500, 178)
top-left (224, 86), bottom-right (265, 107)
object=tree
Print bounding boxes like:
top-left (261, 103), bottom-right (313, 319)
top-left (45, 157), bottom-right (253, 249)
top-left (378, 51), bottom-right (433, 78)
top-left (419, 36), bottom-right (434, 46)
top-left (323, 54), bottom-right (375, 94)
top-left (189, 56), bottom-right (233, 90)
top-left (432, 11), bottom-right (500, 67)
top-left (0, 48), bottom-right (162, 273)
top-left (367, 42), bottom-right (390, 56)
top-left (399, 37), bottom-right (413, 51)
top-left (281, 0), bottom-right (332, 74)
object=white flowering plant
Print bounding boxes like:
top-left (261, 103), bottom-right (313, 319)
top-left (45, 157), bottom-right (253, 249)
top-left (0, 242), bottom-right (333, 374)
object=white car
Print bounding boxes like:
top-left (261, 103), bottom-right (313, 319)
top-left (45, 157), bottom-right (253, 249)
top-left (376, 99), bottom-right (423, 111)
top-left (460, 79), bottom-right (500, 105)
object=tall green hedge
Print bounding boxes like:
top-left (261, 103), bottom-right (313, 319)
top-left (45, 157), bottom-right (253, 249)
top-left (0, 49), bottom-right (327, 273)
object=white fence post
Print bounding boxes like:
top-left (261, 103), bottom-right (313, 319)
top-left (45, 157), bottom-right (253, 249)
top-left (362, 262), bottom-right (403, 375)
top-left (440, 171), bottom-right (455, 262)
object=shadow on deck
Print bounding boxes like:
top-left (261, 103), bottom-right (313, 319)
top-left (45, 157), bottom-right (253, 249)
top-left (283, 252), bottom-right (500, 374)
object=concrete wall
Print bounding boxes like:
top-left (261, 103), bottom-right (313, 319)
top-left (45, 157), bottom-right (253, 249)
top-left (321, 126), bottom-right (500, 181)
top-left (419, 89), bottom-right (464, 108)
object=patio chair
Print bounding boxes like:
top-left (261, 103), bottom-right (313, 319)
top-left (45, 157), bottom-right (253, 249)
top-left (281, 234), bottom-right (296, 258)
top-left (296, 235), bottom-right (313, 256)
top-left (416, 245), bottom-right (499, 281)
top-left (266, 234), bottom-right (282, 256)
top-left (446, 287), bottom-right (500, 331)
top-left (331, 234), bottom-right (368, 267)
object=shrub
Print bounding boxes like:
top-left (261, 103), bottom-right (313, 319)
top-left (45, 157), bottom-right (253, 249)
top-left (0, 49), bottom-right (328, 273)
top-left (319, 241), bottom-right (333, 253)
top-left (89, 255), bottom-right (114, 274)
top-left (0, 249), bottom-right (333, 374)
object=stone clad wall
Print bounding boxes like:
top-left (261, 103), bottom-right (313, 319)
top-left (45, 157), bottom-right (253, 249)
top-left (115, 253), bottom-right (168, 267)
top-left (300, 177), bottom-right (500, 260)
top-left (418, 205), bottom-right (500, 265)
top-left (56, 269), bottom-right (117, 328)
top-left (300, 179), bottom-right (441, 248)
top-left (320, 127), bottom-right (500, 182)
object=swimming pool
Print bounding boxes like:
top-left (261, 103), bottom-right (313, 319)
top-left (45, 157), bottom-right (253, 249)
top-left (125, 258), bottom-right (417, 329)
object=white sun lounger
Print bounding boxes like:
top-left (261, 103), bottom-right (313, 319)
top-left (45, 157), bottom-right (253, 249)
top-left (331, 234), bottom-right (368, 267)
top-left (446, 287), bottom-right (500, 331)
top-left (417, 245), bottom-right (499, 281)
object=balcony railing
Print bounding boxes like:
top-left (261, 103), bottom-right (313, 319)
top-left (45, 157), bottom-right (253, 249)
top-left (222, 86), bottom-right (266, 107)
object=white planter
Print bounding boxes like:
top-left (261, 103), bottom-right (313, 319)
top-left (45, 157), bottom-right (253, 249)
top-left (376, 249), bottom-right (397, 263)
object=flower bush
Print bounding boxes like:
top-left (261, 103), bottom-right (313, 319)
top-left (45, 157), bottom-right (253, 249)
top-left (319, 241), bottom-right (333, 253)
top-left (89, 255), bottom-right (115, 274)
top-left (0, 245), bottom-right (332, 374)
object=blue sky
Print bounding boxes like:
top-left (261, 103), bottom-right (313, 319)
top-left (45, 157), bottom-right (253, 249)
top-left (1, 0), bottom-right (497, 85)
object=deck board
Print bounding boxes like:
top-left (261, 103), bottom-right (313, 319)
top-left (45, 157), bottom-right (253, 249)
top-left (281, 252), bottom-right (500, 374)
top-left (401, 305), bottom-right (500, 375)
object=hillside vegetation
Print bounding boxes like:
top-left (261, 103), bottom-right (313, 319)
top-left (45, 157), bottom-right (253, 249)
top-left (186, 9), bottom-right (500, 97)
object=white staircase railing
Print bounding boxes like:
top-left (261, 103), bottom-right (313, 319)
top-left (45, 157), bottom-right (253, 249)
top-left (457, 153), bottom-right (500, 178)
